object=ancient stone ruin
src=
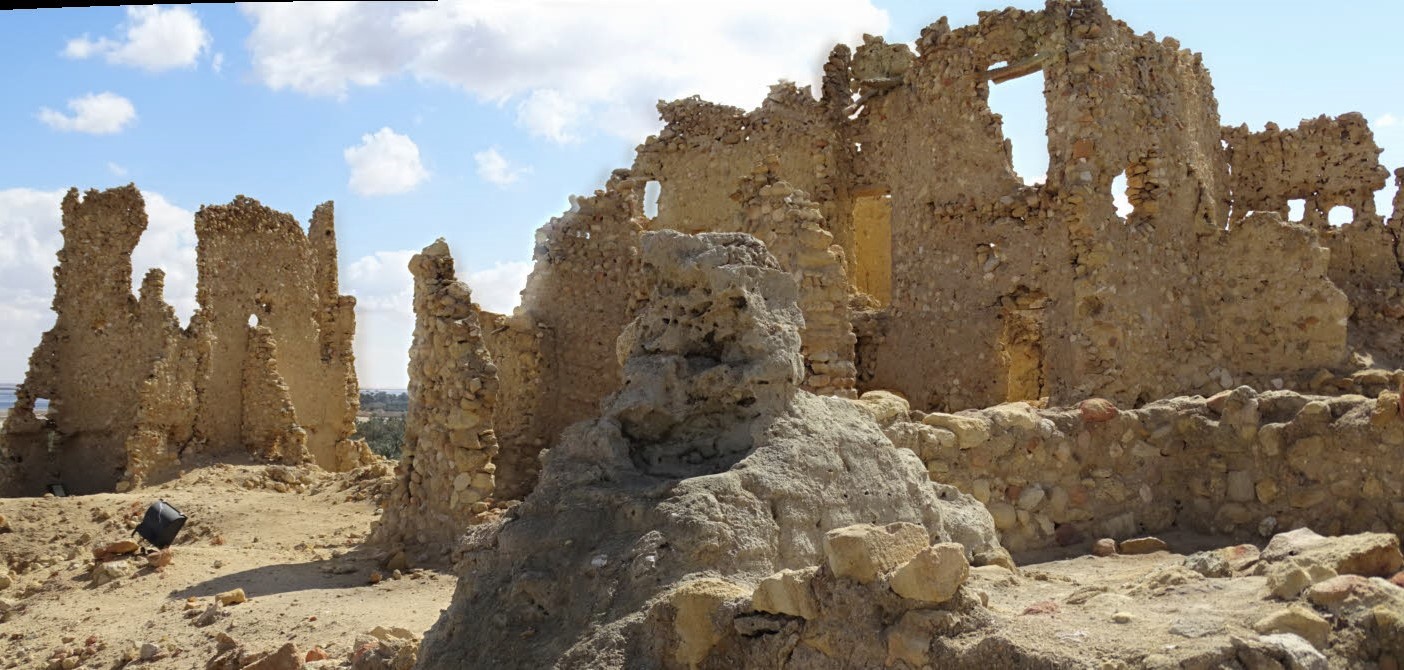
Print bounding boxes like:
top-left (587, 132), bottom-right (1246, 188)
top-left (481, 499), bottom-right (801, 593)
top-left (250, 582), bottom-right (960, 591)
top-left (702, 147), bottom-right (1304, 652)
top-left (372, 239), bottom-right (500, 553)
top-left (383, 1), bottom-right (1404, 666)
top-left (0, 186), bottom-right (370, 496)
top-left (416, 230), bottom-right (1001, 667)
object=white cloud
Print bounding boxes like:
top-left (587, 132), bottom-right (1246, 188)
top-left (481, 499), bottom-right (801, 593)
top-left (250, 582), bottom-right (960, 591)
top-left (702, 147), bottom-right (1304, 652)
top-left (38, 92), bottom-right (137, 135)
top-left (1377, 113), bottom-right (1398, 129)
top-left (0, 187), bottom-right (196, 382)
top-left (343, 127), bottom-right (429, 196)
top-left (108, 162), bottom-right (128, 177)
top-left (474, 147), bottom-right (529, 188)
top-left (64, 5), bottom-right (211, 72)
top-left (239, 1), bottom-right (889, 142)
top-left (516, 89), bottom-right (584, 143)
top-left (211, 52), bottom-right (224, 74)
top-left (343, 249), bottom-right (530, 388)
top-left (468, 261), bottom-right (531, 314)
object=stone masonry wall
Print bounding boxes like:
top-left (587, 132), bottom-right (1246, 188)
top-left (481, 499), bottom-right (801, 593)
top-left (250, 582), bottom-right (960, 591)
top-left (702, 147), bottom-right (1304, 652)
top-left (492, 170), bottom-right (647, 498)
top-left (865, 387), bottom-right (1404, 555)
top-left (374, 240), bottom-right (499, 554)
top-left (193, 197), bottom-right (364, 470)
top-left (1, 187), bottom-right (368, 497)
top-left (0, 186), bottom-right (178, 495)
top-left (733, 157), bottom-right (857, 397)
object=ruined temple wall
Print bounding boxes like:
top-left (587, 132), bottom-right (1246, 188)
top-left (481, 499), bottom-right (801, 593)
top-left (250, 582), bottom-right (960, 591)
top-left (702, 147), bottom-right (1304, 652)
top-left (0, 186), bottom-right (180, 494)
top-left (852, 2), bottom-right (1342, 410)
top-left (872, 388), bottom-right (1404, 555)
top-left (192, 198), bottom-right (360, 469)
top-left (734, 159), bottom-right (857, 397)
top-left (852, 9), bottom-right (1070, 410)
top-left (1206, 213), bottom-right (1348, 374)
top-left (497, 171), bottom-right (647, 497)
top-left (478, 311), bottom-right (544, 501)
top-left (1224, 115), bottom-right (1400, 366)
top-left (1223, 113), bottom-right (1389, 227)
top-left (1042, 5), bottom-right (1233, 406)
top-left (375, 240), bottom-right (499, 553)
top-left (632, 89), bottom-right (851, 252)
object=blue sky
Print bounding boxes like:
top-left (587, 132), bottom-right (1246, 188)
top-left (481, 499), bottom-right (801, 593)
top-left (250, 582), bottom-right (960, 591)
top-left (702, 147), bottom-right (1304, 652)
top-left (2, 1), bottom-right (1402, 388)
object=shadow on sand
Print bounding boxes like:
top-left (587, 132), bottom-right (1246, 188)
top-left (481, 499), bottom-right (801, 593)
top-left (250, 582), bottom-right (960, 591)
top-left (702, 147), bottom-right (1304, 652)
top-left (168, 546), bottom-right (401, 600)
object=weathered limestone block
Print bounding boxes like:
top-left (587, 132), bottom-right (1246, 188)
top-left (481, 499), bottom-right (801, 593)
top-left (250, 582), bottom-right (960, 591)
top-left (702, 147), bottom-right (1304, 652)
top-left (823, 522), bottom-right (929, 584)
top-left (889, 542), bottom-right (970, 603)
top-left (751, 567), bottom-right (820, 620)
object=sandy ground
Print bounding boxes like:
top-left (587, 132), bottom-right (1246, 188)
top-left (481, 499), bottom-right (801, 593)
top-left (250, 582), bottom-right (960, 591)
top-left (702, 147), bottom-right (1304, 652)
top-left (0, 463), bottom-right (451, 669)
top-left (2, 464), bottom-right (1393, 669)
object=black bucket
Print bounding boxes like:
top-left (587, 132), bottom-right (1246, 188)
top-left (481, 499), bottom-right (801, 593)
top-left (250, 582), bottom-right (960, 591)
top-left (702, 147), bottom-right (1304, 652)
top-left (133, 500), bottom-right (186, 549)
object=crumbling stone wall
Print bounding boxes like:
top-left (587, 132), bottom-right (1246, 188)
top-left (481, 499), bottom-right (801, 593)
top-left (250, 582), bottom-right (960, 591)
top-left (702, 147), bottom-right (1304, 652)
top-left (869, 387), bottom-right (1404, 554)
top-left (491, 170), bottom-right (648, 498)
top-left (633, 86), bottom-right (853, 253)
top-left (614, 1), bottom-right (1380, 414)
top-left (733, 158), bottom-right (856, 397)
top-left (240, 325), bottom-right (310, 464)
top-left (0, 187), bottom-right (179, 495)
top-left (193, 197), bottom-right (364, 470)
top-left (374, 240), bottom-right (499, 554)
top-left (1221, 113), bottom-right (1402, 368)
top-left (0, 186), bottom-right (367, 496)
top-left (477, 311), bottom-right (542, 501)
top-left (1223, 113), bottom-right (1389, 227)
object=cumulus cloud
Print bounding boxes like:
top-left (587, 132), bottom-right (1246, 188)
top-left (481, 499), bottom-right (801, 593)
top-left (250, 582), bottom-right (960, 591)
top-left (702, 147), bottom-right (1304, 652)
top-left (63, 5), bottom-right (212, 72)
top-left (343, 249), bottom-right (530, 388)
top-left (0, 187), bottom-right (196, 382)
top-left (38, 92), bottom-right (137, 134)
top-left (1377, 113), bottom-right (1398, 128)
top-left (108, 162), bottom-right (128, 177)
top-left (344, 128), bottom-right (430, 196)
top-left (473, 147), bottom-right (529, 188)
top-left (240, 1), bottom-right (888, 141)
top-left (211, 52), bottom-right (224, 73)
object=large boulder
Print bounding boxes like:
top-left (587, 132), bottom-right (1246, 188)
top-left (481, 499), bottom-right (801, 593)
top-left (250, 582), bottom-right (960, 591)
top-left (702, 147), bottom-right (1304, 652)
top-left (415, 231), bottom-right (1000, 669)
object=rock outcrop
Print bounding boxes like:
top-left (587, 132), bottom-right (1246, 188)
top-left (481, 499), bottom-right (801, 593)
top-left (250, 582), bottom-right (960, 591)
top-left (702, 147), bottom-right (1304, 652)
top-left (415, 230), bottom-right (1000, 668)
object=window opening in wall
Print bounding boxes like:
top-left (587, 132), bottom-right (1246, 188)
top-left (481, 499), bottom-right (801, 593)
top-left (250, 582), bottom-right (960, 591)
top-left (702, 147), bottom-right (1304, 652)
top-left (247, 314), bottom-right (258, 328)
top-left (1110, 171), bottom-right (1133, 218)
top-left (1287, 199), bottom-right (1306, 222)
top-left (986, 67), bottom-right (1050, 185)
top-left (643, 180), bottom-right (661, 219)
top-left (850, 188), bottom-right (892, 306)
top-left (1327, 205), bottom-right (1353, 226)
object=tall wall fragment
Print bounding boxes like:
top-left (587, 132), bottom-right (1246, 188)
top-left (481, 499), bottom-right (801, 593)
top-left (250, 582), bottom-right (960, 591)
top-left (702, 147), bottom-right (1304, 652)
top-left (1, 187), bottom-right (368, 497)
top-left (490, 170), bottom-right (647, 499)
top-left (192, 197), bottom-right (365, 470)
top-left (0, 186), bottom-right (178, 495)
top-left (374, 240), bottom-right (499, 554)
top-left (733, 157), bottom-right (857, 397)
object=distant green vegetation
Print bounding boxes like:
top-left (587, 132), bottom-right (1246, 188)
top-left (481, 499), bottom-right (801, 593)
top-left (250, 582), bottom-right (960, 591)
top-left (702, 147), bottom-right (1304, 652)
top-left (360, 390), bottom-right (408, 414)
top-left (355, 416), bottom-right (406, 460)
